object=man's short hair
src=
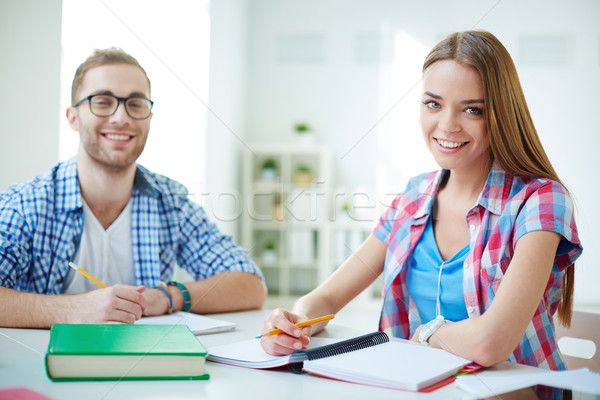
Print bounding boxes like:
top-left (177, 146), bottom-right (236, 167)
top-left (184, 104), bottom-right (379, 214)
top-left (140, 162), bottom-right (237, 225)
top-left (71, 47), bottom-right (151, 104)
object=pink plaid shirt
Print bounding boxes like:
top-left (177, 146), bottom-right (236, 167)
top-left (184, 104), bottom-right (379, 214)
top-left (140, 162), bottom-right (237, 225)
top-left (374, 161), bottom-right (582, 370)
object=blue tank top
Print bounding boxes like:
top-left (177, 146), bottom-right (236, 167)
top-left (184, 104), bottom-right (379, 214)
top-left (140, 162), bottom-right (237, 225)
top-left (406, 216), bottom-right (470, 323)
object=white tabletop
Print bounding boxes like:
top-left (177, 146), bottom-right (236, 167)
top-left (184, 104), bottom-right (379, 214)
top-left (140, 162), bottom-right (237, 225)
top-left (0, 309), bottom-right (539, 400)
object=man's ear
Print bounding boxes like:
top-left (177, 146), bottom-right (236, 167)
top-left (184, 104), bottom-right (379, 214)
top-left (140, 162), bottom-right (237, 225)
top-left (66, 106), bottom-right (79, 131)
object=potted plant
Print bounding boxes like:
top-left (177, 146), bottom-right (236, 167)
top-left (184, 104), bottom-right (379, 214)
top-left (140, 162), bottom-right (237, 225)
top-left (341, 201), bottom-right (352, 220)
top-left (293, 165), bottom-right (313, 186)
top-left (294, 123), bottom-right (310, 133)
top-left (262, 240), bottom-right (277, 263)
top-left (260, 158), bottom-right (277, 181)
top-left (294, 122), bottom-right (315, 146)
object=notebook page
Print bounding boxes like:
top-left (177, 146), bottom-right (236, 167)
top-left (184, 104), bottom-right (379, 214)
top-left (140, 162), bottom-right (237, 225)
top-left (207, 337), bottom-right (340, 369)
top-left (303, 340), bottom-right (470, 391)
top-left (135, 311), bottom-right (236, 335)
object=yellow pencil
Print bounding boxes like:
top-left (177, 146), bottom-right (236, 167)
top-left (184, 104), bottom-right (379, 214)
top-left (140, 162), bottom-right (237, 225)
top-left (257, 314), bottom-right (335, 338)
top-left (68, 262), bottom-right (108, 288)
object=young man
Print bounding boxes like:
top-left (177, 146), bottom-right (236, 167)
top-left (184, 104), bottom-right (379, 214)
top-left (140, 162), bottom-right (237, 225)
top-left (0, 48), bottom-right (266, 328)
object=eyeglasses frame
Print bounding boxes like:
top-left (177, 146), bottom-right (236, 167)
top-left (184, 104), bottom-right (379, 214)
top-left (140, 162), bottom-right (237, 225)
top-left (72, 94), bottom-right (154, 120)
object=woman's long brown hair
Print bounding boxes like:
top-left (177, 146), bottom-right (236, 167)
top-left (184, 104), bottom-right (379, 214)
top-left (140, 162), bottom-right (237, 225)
top-left (422, 31), bottom-right (574, 327)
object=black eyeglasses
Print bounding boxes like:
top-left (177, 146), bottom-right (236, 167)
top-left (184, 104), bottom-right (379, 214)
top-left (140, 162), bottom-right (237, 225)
top-left (73, 94), bottom-right (154, 120)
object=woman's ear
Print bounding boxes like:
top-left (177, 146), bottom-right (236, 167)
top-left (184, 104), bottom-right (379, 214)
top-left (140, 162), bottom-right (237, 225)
top-left (66, 106), bottom-right (79, 131)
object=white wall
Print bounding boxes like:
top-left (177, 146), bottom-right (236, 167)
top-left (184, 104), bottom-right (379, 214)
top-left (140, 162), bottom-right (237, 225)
top-left (243, 0), bottom-right (600, 305)
top-left (1, 0), bottom-right (598, 306)
top-left (1, 0), bottom-right (238, 232)
top-left (205, 0), bottom-right (250, 238)
top-left (0, 0), bottom-right (62, 190)
top-left (59, 0), bottom-right (210, 213)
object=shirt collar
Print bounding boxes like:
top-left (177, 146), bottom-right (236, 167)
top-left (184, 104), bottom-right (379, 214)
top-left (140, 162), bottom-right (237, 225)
top-left (133, 166), bottom-right (160, 199)
top-left (55, 157), bottom-right (159, 213)
top-left (412, 160), bottom-right (509, 220)
top-left (55, 157), bottom-right (82, 213)
top-left (476, 160), bottom-right (510, 215)
top-left (412, 168), bottom-right (448, 220)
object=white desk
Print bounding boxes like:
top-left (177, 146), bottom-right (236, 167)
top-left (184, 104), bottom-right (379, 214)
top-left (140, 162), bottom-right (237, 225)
top-left (0, 309), bottom-right (539, 400)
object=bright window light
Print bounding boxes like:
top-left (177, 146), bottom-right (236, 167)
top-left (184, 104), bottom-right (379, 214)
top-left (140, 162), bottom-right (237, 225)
top-left (376, 31), bottom-right (433, 202)
top-left (60, 0), bottom-right (210, 195)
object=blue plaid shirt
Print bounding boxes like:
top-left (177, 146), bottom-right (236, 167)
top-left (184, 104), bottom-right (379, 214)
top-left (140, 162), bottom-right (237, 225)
top-left (0, 157), bottom-right (263, 294)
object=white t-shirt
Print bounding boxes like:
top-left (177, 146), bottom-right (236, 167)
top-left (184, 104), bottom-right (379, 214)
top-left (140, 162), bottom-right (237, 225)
top-left (62, 198), bottom-right (135, 294)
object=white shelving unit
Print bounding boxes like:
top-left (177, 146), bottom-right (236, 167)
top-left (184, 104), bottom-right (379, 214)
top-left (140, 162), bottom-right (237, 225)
top-left (242, 145), bottom-right (332, 296)
top-left (242, 144), bottom-right (381, 299)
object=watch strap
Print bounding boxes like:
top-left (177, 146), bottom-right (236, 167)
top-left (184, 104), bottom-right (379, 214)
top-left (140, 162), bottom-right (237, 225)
top-left (419, 315), bottom-right (446, 346)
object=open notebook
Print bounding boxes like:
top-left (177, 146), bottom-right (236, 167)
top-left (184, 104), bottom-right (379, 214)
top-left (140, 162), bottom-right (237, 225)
top-left (135, 311), bottom-right (235, 335)
top-left (207, 332), bottom-right (471, 391)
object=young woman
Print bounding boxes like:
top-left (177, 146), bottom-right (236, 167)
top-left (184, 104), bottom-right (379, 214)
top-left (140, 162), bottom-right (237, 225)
top-left (260, 30), bottom-right (582, 371)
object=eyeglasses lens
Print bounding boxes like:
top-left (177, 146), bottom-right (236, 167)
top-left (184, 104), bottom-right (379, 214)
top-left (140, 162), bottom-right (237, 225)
top-left (89, 95), bottom-right (151, 119)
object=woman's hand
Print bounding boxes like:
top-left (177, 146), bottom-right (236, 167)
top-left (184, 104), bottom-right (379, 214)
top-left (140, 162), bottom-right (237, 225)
top-left (260, 308), bottom-right (312, 356)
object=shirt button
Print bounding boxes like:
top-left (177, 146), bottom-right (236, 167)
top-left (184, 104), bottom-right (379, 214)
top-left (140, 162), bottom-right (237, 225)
top-left (467, 307), bottom-right (474, 314)
top-left (469, 224), bottom-right (476, 231)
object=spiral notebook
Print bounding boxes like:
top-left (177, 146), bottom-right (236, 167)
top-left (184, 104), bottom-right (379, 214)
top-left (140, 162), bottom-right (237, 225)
top-left (207, 332), bottom-right (471, 391)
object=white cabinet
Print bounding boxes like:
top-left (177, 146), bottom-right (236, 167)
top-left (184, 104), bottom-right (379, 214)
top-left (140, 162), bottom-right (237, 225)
top-left (242, 144), bottom-right (381, 299)
top-left (242, 145), bottom-right (332, 296)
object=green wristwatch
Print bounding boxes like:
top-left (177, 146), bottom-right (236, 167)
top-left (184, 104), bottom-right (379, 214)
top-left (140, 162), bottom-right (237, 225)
top-left (168, 281), bottom-right (191, 312)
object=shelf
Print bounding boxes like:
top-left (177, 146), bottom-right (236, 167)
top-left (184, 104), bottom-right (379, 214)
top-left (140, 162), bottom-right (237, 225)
top-left (328, 220), bottom-right (375, 230)
top-left (251, 221), bottom-right (286, 230)
top-left (252, 180), bottom-right (325, 191)
top-left (288, 262), bottom-right (319, 269)
top-left (242, 145), bottom-right (332, 297)
top-left (243, 145), bottom-right (384, 297)
top-left (250, 220), bottom-right (327, 230)
top-left (259, 258), bottom-right (281, 268)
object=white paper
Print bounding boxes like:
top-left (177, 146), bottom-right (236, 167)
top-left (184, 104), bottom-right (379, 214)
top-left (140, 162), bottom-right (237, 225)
top-left (206, 337), bottom-right (339, 368)
top-left (135, 311), bottom-right (236, 335)
top-left (455, 368), bottom-right (600, 397)
top-left (303, 340), bottom-right (471, 391)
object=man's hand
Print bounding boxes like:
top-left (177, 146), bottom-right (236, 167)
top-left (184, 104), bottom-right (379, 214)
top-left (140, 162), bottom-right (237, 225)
top-left (66, 284), bottom-right (148, 324)
top-left (141, 287), bottom-right (172, 316)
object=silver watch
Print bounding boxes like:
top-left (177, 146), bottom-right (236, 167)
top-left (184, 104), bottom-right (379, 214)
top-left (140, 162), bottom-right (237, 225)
top-left (419, 315), bottom-right (446, 346)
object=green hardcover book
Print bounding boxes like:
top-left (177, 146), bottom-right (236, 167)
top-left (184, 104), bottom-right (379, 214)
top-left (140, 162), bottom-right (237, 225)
top-left (45, 324), bottom-right (209, 381)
